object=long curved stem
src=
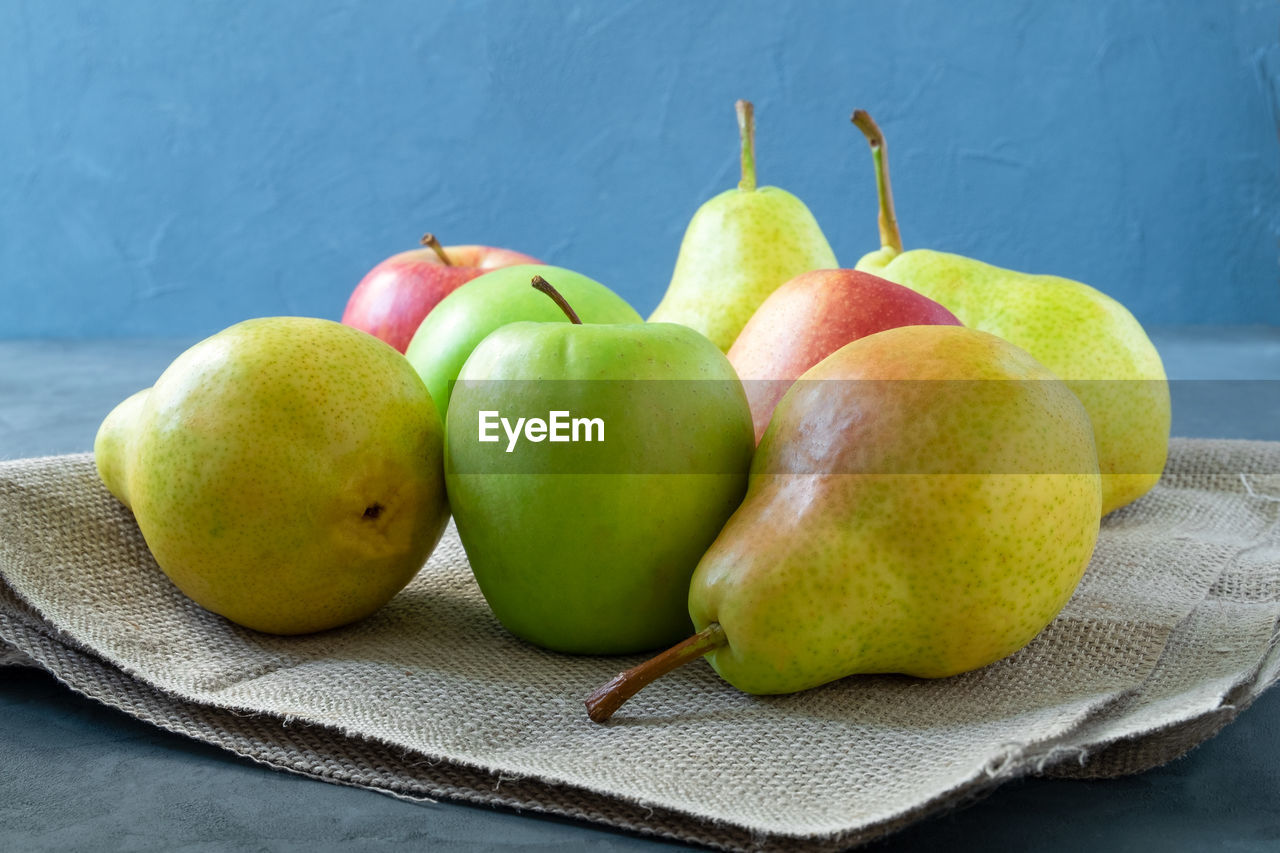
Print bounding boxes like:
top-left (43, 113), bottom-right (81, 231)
top-left (851, 110), bottom-right (904, 254)
top-left (585, 623), bottom-right (728, 723)
top-left (736, 100), bottom-right (757, 192)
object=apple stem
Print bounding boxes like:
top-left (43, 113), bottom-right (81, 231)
top-left (736, 99), bottom-right (757, 192)
top-left (585, 622), bottom-right (728, 723)
top-left (851, 110), bottom-right (904, 255)
top-left (531, 276), bottom-right (583, 324)
top-left (420, 233), bottom-right (454, 266)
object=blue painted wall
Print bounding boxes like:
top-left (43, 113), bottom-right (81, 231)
top-left (3, 0), bottom-right (1278, 338)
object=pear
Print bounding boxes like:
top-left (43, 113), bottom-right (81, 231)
top-left (850, 111), bottom-right (1169, 515)
top-left (586, 325), bottom-right (1101, 721)
top-left (94, 317), bottom-right (449, 635)
top-left (648, 100), bottom-right (837, 351)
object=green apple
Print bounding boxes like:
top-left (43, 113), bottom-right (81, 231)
top-left (445, 277), bottom-right (755, 654)
top-left (404, 264), bottom-right (642, 422)
top-left (93, 317), bottom-right (449, 635)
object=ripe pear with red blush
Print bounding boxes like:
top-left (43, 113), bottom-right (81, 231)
top-left (728, 268), bottom-right (961, 441)
top-left (585, 325), bottom-right (1102, 723)
top-left (342, 234), bottom-right (541, 353)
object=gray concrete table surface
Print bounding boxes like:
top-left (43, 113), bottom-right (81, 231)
top-left (1, 327), bottom-right (1278, 851)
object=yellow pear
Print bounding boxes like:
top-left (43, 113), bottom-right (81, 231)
top-left (95, 317), bottom-right (449, 634)
top-left (851, 111), bottom-right (1169, 515)
top-left (587, 325), bottom-right (1101, 720)
top-left (649, 100), bottom-right (837, 351)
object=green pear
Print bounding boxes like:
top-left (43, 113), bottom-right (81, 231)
top-left (445, 277), bottom-right (755, 654)
top-left (586, 325), bottom-right (1101, 720)
top-left (648, 100), bottom-right (838, 351)
top-left (850, 110), bottom-right (1169, 515)
top-left (94, 317), bottom-right (449, 635)
top-left (404, 264), bottom-right (642, 422)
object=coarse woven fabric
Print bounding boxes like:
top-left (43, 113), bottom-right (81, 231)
top-left (0, 440), bottom-right (1278, 851)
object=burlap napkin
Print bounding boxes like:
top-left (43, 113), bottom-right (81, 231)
top-left (1, 438), bottom-right (1278, 851)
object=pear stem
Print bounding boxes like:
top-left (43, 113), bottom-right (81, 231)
top-left (736, 100), bottom-right (756, 192)
top-left (420, 233), bottom-right (454, 266)
top-left (531, 275), bottom-right (583, 324)
top-left (850, 110), bottom-right (904, 255)
top-left (585, 623), bottom-right (728, 723)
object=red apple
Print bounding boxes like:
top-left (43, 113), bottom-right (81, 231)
top-left (342, 234), bottom-right (541, 353)
top-left (727, 268), bottom-right (962, 441)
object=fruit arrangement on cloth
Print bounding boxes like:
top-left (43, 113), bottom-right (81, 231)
top-left (94, 100), bottom-right (1169, 721)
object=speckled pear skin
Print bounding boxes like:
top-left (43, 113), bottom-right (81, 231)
top-left (689, 325), bottom-right (1102, 695)
top-left (93, 387), bottom-right (149, 501)
top-left (93, 317), bottom-right (449, 635)
top-left (857, 249), bottom-right (1169, 515)
top-left (649, 187), bottom-right (837, 351)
